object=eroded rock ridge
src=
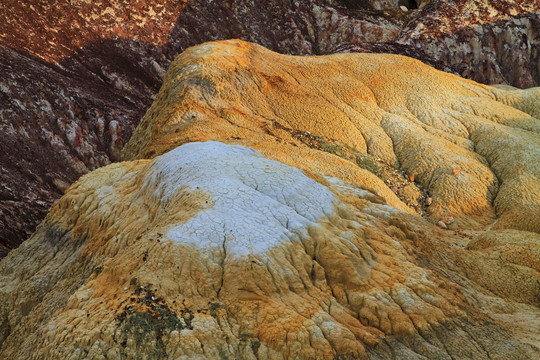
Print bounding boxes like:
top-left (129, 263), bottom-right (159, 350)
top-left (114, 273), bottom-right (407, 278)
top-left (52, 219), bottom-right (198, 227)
top-left (0, 41), bottom-right (538, 359)
top-left (1, 0), bottom-right (539, 255)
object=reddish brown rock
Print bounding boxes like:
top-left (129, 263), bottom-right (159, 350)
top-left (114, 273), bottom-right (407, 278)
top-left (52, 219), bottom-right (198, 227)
top-left (0, 46), bottom-right (148, 257)
top-left (398, 0), bottom-right (540, 88)
top-left (0, 1), bottom-right (182, 256)
top-left (0, 0), bottom-right (402, 257)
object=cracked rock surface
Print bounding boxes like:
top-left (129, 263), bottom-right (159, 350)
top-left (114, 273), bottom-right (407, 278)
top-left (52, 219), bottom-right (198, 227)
top-left (150, 141), bottom-right (336, 256)
top-left (0, 41), bottom-right (538, 359)
top-left (0, 141), bottom-right (538, 359)
top-left (123, 40), bottom-right (540, 233)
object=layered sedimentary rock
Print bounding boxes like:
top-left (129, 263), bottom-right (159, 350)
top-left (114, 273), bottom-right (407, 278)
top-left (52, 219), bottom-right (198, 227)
top-left (0, 0), bottom-right (181, 255)
top-left (1, 0), bottom-right (539, 256)
top-left (397, 0), bottom-right (540, 88)
top-left (0, 46), bottom-right (144, 257)
top-left (1, 41), bottom-right (538, 359)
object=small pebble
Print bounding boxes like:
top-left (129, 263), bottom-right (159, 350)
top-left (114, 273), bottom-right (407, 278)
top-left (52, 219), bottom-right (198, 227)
top-left (124, 287), bottom-right (128, 291)
top-left (437, 221), bottom-right (447, 229)
top-left (425, 197), bottom-right (432, 206)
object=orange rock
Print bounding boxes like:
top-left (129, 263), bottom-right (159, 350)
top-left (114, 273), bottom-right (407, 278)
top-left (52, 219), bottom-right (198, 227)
top-left (0, 40), bottom-right (538, 360)
top-left (406, 172), bottom-right (415, 182)
top-left (123, 40), bottom-right (540, 232)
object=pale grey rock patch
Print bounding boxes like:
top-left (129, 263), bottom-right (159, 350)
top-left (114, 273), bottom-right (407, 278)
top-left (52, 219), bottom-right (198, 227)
top-left (143, 141), bottom-right (337, 257)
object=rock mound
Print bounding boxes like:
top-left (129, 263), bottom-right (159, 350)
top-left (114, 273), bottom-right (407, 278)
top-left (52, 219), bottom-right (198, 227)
top-left (1, 141), bottom-right (538, 359)
top-left (2, 0), bottom-right (539, 256)
top-left (123, 40), bottom-right (540, 232)
top-left (1, 41), bottom-right (539, 359)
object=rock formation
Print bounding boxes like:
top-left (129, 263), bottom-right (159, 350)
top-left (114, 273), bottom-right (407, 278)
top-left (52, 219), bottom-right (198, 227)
top-left (397, 0), bottom-right (540, 88)
top-left (0, 40), bottom-right (538, 359)
top-left (123, 40), bottom-right (540, 232)
top-left (1, 0), bottom-right (539, 257)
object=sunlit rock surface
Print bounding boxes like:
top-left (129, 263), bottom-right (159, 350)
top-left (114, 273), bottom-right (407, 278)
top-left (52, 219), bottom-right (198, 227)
top-left (0, 140), bottom-right (538, 359)
top-left (0, 41), bottom-right (538, 359)
top-left (1, 0), bottom-right (539, 256)
top-left (124, 40), bottom-right (540, 233)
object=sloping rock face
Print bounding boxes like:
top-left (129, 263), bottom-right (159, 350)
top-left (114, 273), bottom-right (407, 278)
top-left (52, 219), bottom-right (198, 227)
top-left (0, 0), bottom-right (402, 257)
top-left (1, 0), bottom-right (539, 257)
top-left (1, 41), bottom-right (538, 360)
top-left (1, 141), bottom-right (539, 359)
top-left (0, 46), bottom-right (145, 257)
top-left (0, 0), bottom-right (182, 257)
top-left (124, 40), bottom-right (540, 232)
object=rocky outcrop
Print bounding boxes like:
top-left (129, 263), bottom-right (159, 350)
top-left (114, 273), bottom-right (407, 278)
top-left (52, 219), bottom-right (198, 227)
top-left (1, 0), bottom-right (539, 256)
top-left (1, 140), bottom-right (538, 359)
top-left (0, 0), bottom-right (402, 256)
top-left (0, 41), bottom-right (538, 359)
top-left (0, 0), bottom-right (180, 255)
top-left (123, 40), bottom-right (540, 232)
top-left (397, 0), bottom-right (540, 88)
top-left (0, 46), bottom-right (145, 257)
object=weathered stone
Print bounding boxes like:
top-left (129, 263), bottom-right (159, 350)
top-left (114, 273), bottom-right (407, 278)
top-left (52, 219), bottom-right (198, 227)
top-left (2, 0), bottom-right (539, 256)
top-left (123, 40), bottom-right (540, 232)
top-left (1, 40), bottom-right (538, 359)
top-left (398, 0), bottom-right (540, 88)
top-left (0, 141), bottom-right (538, 359)
top-left (0, 0), bottom-right (402, 256)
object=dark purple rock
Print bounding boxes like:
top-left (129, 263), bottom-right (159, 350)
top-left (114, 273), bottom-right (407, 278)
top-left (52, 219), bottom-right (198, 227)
top-left (398, 0), bottom-right (540, 88)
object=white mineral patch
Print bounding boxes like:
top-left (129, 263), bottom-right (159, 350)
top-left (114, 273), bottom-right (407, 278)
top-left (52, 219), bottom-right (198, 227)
top-left (143, 141), bottom-right (336, 257)
top-left (325, 176), bottom-right (399, 218)
top-left (365, 204), bottom-right (399, 219)
top-left (325, 176), bottom-right (373, 199)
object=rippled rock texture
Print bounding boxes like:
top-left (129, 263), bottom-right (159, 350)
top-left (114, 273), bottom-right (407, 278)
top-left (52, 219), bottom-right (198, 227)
top-left (1, 0), bottom-right (539, 255)
top-left (0, 40), bottom-right (538, 360)
top-left (124, 40), bottom-right (540, 233)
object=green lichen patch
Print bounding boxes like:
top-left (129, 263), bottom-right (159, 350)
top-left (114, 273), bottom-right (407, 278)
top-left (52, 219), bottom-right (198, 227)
top-left (115, 287), bottom-right (194, 358)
